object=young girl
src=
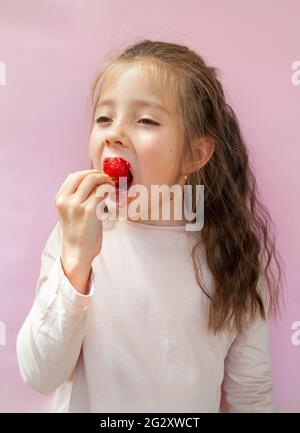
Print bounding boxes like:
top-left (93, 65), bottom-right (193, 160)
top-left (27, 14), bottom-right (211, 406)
top-left (16, 39), bottom-right (283, 413)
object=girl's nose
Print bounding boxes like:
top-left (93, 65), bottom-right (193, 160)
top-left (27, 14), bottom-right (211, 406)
top-left (105, 137), bottom-right (122, 147)
top-left (104, 135), bottom-right (128, 148)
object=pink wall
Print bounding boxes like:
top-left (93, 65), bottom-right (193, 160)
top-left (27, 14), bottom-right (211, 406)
top-left (0, 0), bottom-right (299, 412)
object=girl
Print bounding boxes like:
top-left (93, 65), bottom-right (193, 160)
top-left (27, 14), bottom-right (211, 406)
top-left (16, 39), bottom-right (284, 413)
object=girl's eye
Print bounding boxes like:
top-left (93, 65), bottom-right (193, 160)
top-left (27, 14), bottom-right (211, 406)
top-left (96, 116), bottom-right (110, 123)
top-left (96, 116), bottom-right (159, 126)
top-left (139, 118), bottom-right (159, 125)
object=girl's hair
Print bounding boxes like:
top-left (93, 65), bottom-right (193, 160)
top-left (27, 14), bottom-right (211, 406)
top-left (86, 39), bottom-right (285, 335)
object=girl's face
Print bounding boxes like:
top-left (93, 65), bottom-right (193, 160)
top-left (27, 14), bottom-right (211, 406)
top-left (89, 63), bottom-right (186, 223)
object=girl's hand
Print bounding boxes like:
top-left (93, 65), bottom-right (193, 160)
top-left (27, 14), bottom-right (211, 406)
top-left (54, 169), bottom-right (115, 294)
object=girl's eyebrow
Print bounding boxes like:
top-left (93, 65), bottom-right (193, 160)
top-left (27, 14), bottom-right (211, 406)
top-left (96, 98), bottom-right (170, 114)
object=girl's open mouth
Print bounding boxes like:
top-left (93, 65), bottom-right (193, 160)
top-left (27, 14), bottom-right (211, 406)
top-left (103, 156), bottom-right (134, 204)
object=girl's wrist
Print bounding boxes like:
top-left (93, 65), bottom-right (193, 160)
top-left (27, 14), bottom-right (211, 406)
top-left (61, 243), bottom-right (94, 268)
top-left (60, 254), bottom-right (92, 295)
top-left (60, 247), bottom-right (93, 295)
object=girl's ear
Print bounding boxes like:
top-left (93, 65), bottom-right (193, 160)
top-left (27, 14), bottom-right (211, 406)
top-left (182, 135), bottom-right (215, 175)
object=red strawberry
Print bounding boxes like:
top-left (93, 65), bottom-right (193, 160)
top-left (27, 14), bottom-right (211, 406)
top-left (103, 157), bottom-right (133, 191)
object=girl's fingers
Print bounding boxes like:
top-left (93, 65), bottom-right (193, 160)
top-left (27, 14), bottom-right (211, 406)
top-left (55, 169), bottom-right (99, 198)
top-left (82, 187), bottom-right (108, 210)
top-left (75, 173), bottom-right (115, 203)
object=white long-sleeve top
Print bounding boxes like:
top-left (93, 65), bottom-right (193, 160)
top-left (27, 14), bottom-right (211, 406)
top-left (16, 217), bottom-right (276, 412)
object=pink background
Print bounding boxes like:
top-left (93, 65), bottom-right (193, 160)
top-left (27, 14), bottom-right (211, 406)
top-left (0, 0), bottom-right (299, 412)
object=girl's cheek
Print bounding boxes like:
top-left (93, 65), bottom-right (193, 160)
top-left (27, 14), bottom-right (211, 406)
top-left (138, 136), bottom-right (166, 158)
top-left (137, 140), bottom-right (173, 183)
top-left (88, 140), bottom-right (96, 161)
top-left (138, 150), bottom-right (162, 180)
top-left (88, 145), bottom-right (102, 171)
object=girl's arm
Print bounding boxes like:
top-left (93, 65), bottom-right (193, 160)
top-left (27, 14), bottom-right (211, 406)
top-left (16, 221), bottom-right (95, 395)
top-left (220, 286), bottom-right (276, 413)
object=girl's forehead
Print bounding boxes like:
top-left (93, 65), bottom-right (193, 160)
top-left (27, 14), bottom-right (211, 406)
top-left (100, 62), bottom-right (177, 112)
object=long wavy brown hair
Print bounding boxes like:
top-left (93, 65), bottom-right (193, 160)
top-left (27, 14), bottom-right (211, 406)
top-left (86, 39), bottom-right (285, 335)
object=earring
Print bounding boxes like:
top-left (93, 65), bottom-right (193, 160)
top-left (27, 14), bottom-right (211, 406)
top-left (184, 175), bottom-right (188, 183)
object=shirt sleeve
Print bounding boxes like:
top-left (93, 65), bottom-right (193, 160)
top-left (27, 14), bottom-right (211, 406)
top-left (16, 221), bottom-right (95, 395)
top-left (220, 270), bottom-right (276, 413)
